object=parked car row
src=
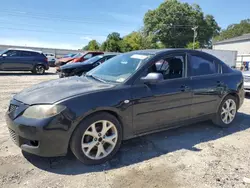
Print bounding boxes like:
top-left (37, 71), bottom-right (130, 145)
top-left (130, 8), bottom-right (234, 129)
top-left (5, 49), bottom-right (245, 165)
top-left (0, 49), bottom-right (108, 75)
top-left (58, 54), bottom-right (117, 78)
top-left (55, 51), bottom-right (104, 71)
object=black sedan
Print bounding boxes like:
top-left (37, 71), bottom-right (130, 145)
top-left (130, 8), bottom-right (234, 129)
top-left (58, 54), bottom-right (117, 78)
top-left (6, 49), bottom-right (244, 165)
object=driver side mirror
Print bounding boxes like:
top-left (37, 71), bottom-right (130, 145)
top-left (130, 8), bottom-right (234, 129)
top-left (140, 72), bottom-right (164, 84)
top-left (1, 54), bottom-right (7, 57)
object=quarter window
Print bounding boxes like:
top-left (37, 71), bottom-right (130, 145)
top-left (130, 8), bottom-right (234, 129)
top-left (190, 55), bottom-right (216, 76)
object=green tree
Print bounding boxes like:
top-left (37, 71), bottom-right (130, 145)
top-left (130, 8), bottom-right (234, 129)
top-left (186, 41), bottom-right (200, 49)
top-left (143, 0), bottom-right (220, 48)
top-left (214, 19), bottom-right (250, 41)
top-left (121, 32), bottom-right (142, 52)
top-left (121, 31), bottom-right (165, 52)
top-left (101, 32), bottom-right (122, 52)
top-left (82, 40), bottom-right (100, 51)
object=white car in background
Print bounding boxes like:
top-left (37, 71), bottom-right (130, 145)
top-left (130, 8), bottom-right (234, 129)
top-left (44, 53), bottom-right (56, 67)
top-left (243, 71), bottom-right (250, 93)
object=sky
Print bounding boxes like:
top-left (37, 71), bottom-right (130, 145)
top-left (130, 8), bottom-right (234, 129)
top-left (0, 0), bottom-right (249, 49)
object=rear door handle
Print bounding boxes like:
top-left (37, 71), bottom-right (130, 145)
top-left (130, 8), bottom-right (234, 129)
top-left (180, 85), bottom-right (189, 92)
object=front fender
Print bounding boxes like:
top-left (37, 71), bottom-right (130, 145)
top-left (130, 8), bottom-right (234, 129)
top-left (60, 87), bottom-right (134, 140)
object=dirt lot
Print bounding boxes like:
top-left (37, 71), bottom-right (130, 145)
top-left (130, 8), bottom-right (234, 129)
top-left (0, 68), bottom-right (250, 188)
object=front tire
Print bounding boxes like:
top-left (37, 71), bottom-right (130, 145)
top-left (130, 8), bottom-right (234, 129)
top-left (213, 95), bottom-right (237, 127)
top-left (70, 112), bottom-right (122, 165)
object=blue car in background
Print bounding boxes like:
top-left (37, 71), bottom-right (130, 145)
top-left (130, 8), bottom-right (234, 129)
top-left (0, 48), bottom-right (49, 74)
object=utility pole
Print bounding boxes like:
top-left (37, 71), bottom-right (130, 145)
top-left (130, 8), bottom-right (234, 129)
top-left (192, 26), bottom-right (198, 49)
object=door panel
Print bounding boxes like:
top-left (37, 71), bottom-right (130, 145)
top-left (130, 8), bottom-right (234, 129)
top-left (1, 50), bottom-right (21, 70)
top-left (1, 57), bottom-right (23, 70)
top-left (190, 75), bottom-right (222, 117)
top-left (17, 56), bottom-right (34, 70)
top-left (132, 78), bottom-right (192, 134)
top-left (18, 51), bottom-right (35, 70)
top-left (188, 52), bottom-right (223, 118)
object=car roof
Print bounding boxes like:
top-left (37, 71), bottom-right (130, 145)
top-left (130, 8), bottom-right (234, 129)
top-left (84, 51), bottom-right (104, 54)
top-left (8, 48), bottom-right (42, 53)
top-left (103, 54), bottom-right (118, 57)
top-left (133, 48), bottom-right (206, 54)
top-left (131, 49), bottom-right (222, 60)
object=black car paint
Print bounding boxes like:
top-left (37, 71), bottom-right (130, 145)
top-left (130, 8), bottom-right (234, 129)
top-left (59, 55), bottom-right (116, 77)
top-left (6, 49), bottom-right (244, 157)
top-left (0, 50), bottom-right (49, 71)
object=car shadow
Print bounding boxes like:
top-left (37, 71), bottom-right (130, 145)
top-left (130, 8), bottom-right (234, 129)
top-left (0, 72), bottom-right (56, 76)
top-left (23, 112), bottom-right (250, 175)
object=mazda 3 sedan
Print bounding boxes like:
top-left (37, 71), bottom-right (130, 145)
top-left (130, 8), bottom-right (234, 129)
top-left (6, 49), bottom-right (244, 165)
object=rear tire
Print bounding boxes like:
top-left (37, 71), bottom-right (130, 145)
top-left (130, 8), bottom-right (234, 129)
top-left (212, 95), bottom-right (237, 128)
top-left (32, 65), bottom-right (45, 75)
top-left (70, 112), bottom-right (122, 165)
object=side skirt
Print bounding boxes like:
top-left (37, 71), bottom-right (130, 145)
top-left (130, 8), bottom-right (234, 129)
top-left (123, 114), bottom-right (214, 140)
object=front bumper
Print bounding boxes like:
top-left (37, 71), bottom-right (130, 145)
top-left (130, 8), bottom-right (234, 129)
top-left (5, 100), bottom-right (74, 157)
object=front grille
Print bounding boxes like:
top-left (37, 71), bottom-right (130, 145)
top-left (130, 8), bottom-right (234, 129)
top-left (8, 104), bottom-right (18, 113)
top-left (8, 128), bottom-right (19, 145)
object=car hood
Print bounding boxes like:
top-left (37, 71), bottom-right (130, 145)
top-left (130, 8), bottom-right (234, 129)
top-left (14, 76), bottom-right (115, 104)
top-left (61, 62), bottom-right (87, 70)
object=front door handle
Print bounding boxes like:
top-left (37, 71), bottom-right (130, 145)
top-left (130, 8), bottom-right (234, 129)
top-left (180, 85), bottom-right (189, 92)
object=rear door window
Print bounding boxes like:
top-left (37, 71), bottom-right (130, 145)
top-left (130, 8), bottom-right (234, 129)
top-left (190, 54), bottom-right (217, 76)
top-left (20, 51), bottom-right (33, 57)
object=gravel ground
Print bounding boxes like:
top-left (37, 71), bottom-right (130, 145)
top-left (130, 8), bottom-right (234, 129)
top-left (0, 68), bottom-right (250, 188)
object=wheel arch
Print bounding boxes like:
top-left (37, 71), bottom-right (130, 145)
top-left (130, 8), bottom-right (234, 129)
top-left (33, 63), bottom-right (45, 69)
top-left (83, 109), bottom-right (124, 134)
top-left (218, 92), bottom-right (240, 112)
top-left (71, 107), bottom-right (125, 138)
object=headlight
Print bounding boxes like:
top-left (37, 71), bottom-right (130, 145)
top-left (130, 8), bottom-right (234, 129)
top-left (22, 105), bottom-right (66, 119)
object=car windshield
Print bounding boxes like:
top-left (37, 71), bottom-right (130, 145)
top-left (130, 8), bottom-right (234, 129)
top-left (80, 55), bottom-right (104, 64)
top-left (86, 52), bottom-right (152, 83)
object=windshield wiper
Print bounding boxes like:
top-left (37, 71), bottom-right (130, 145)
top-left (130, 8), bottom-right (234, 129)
top-left (86, 74), bottom-right (107, 83)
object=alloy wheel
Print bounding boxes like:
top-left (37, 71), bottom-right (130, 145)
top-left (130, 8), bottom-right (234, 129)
top-left (221, 99), bottom-right (236, 124)
top-left (36, 65), bottom-right (45, 74)
top-left (81, 120), bottom-right (118, 160)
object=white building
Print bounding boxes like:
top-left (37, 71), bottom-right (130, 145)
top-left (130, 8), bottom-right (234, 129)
top-left (213, 33), bottom-right (250, 68)
top-left (213, 33), bottom-right (250, 54)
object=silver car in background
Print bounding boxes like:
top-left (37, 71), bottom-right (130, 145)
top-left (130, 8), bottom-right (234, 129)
top-left (243, 71), bottom-right (250, 93)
